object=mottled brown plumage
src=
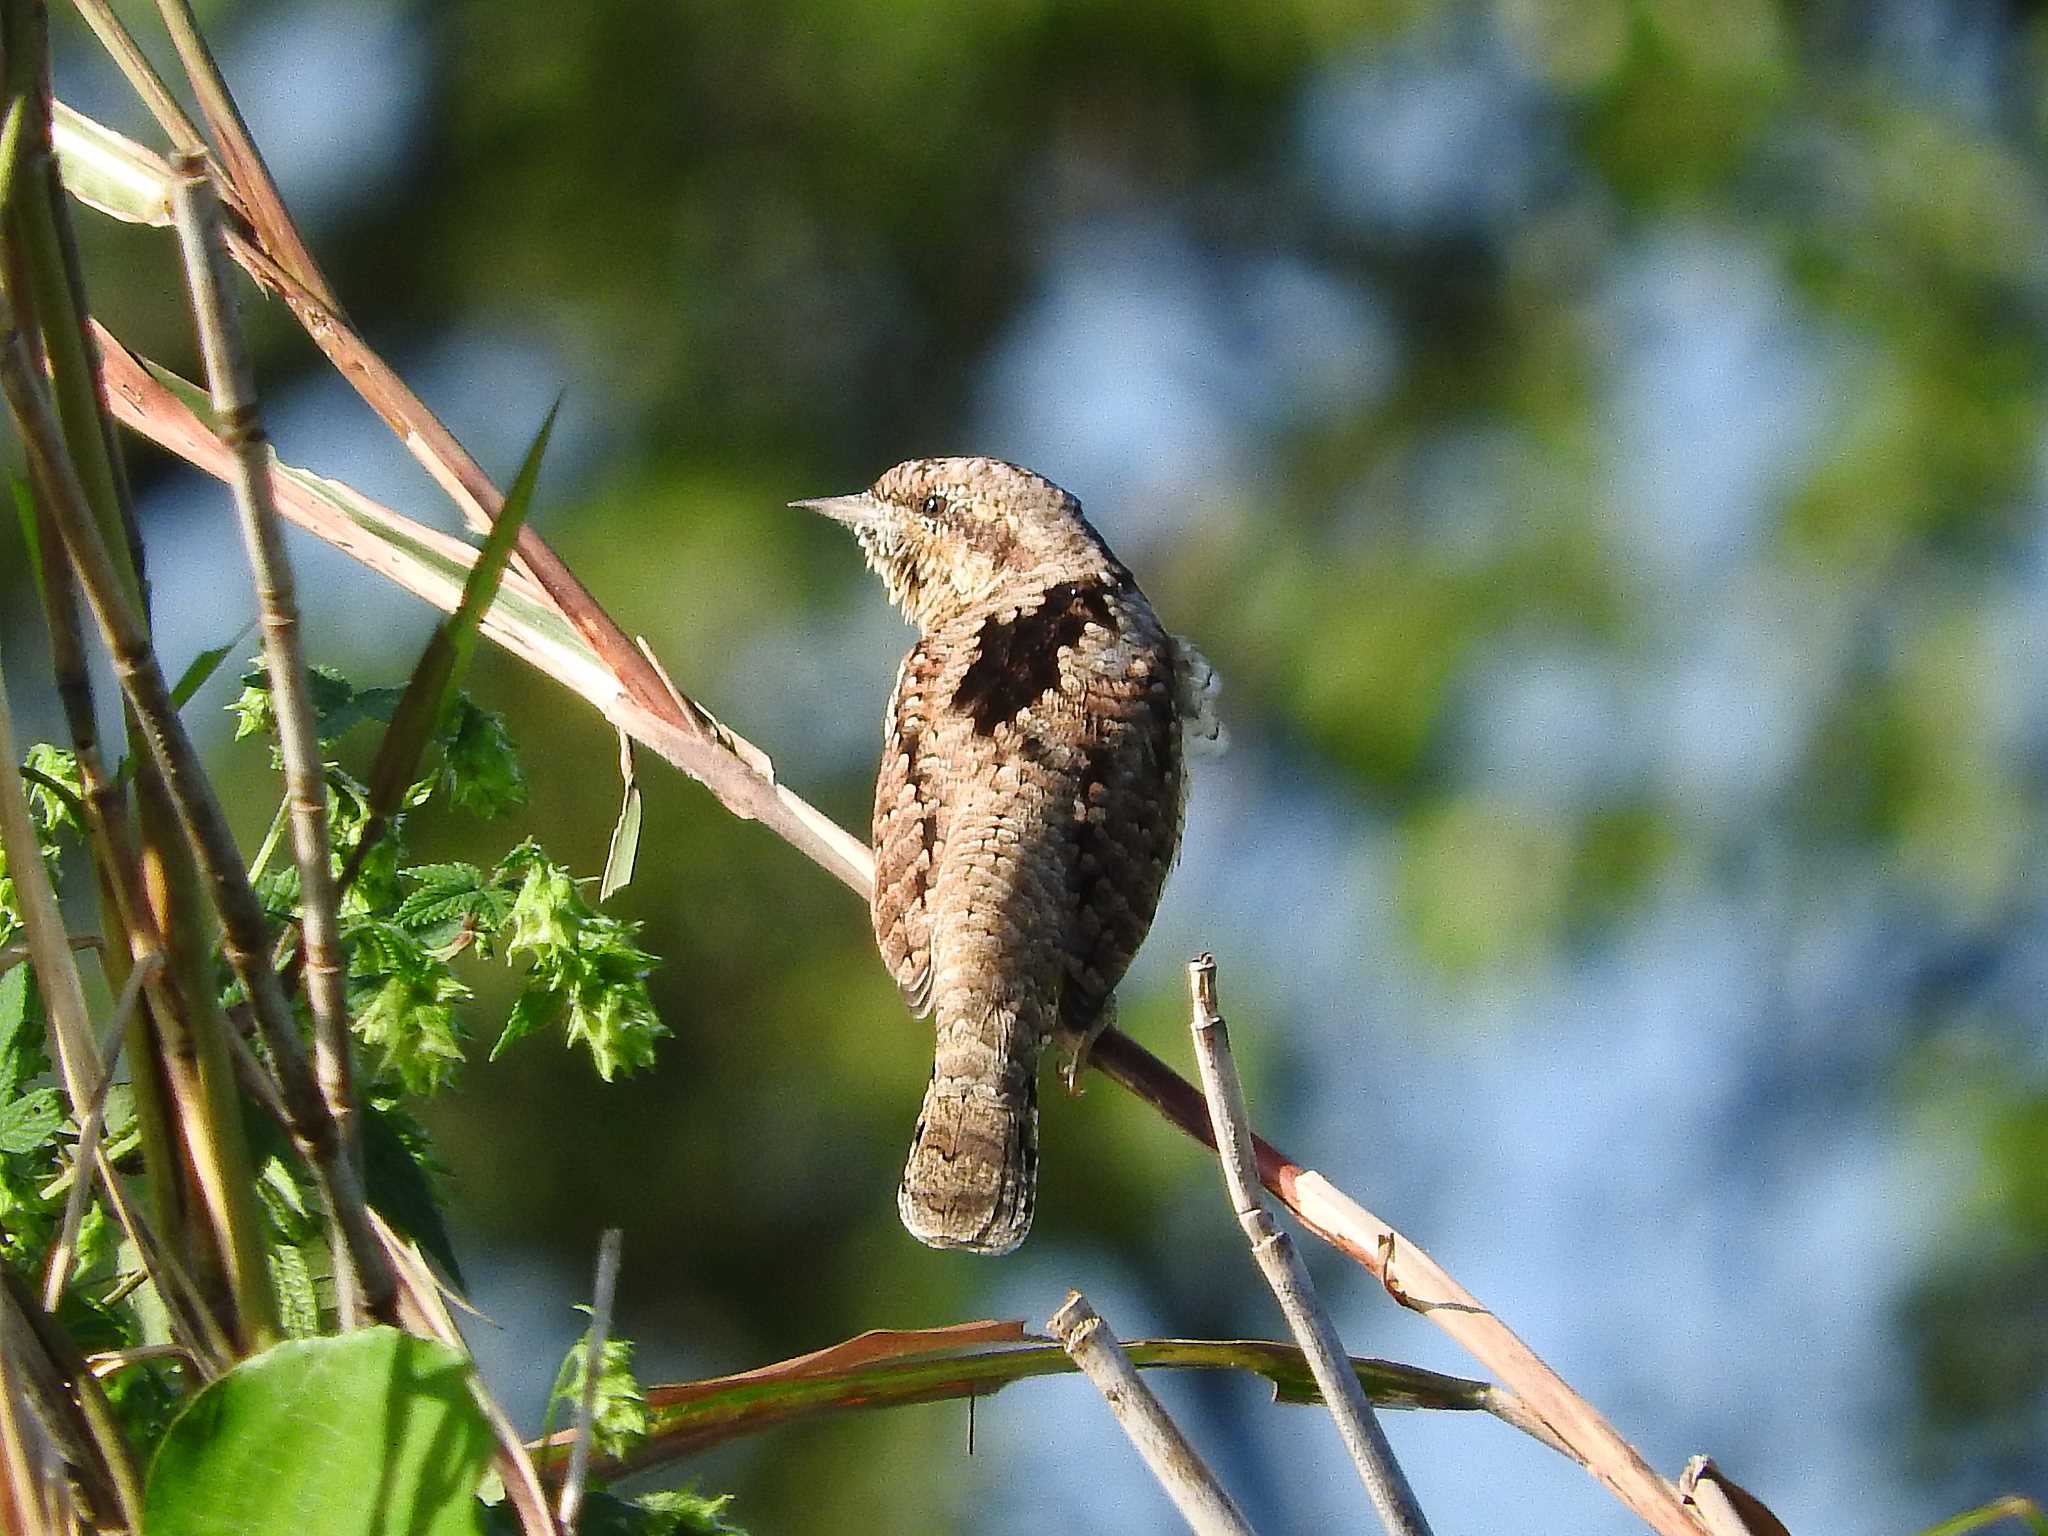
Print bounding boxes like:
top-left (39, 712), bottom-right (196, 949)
top-left (796, 457), bottom-right (1219, 1254)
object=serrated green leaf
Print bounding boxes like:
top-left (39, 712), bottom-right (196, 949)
top-left (439, 698), bottom-right (525, 818)
top-left (507, 862), bottom-right (578, 956)
top-left (361, 1099), bottom-right (463, 1287)
top-left (550, 1327), bottom-right (649, 1461)
top-left (354, 966), bottom-right (469, 1095)
top-left (0, 1086), bottom-right (64, 1153)
top-left (143, 1328), bottom-right (492, 1536)
top-left (491, 978), bottom-right (562, 1061)
top-left (23, 745), bottom-right (84, 835)
top-left (573, 1489), bottom-right (745, 1536)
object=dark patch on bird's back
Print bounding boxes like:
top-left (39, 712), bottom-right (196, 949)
top-left (955, 580), bottom-right (1114, 736)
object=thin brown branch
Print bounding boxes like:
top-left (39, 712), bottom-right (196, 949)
top-left (1047, 1292), bottom-right (1258, 1536)
top-left (216, 227), bottom-right (688, 724)
top-left (65, 0), bottom-right (211, 163)
top-left (169, 152), bottom-right (364, 1325)
top-left (1188, 956), bottom-right (1431, 1536)
top-left (148, 0), bottom-right (339, 311)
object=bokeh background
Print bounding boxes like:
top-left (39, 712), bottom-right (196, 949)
top-left (4, 0), bottom-right (2047, 1529)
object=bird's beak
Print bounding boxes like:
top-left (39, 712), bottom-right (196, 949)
top-left (789, 491), bottom-right (886, 530)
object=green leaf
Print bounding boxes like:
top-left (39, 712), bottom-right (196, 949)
top-left (0, 964), bottom-right (29, 1072)
top-left (393, 863), bottom-right (493, 929)
top-left (22, 745), bottom-right (84, 834)
top-left (353, 965), bottom-right (470, 1095)
top-left (1917, 1496), bottom-right (2048, 1536)
top-left (491, 978), bottom-right (562, 1061)
top-left (143, 1328), bottom-right (493, 1536)
top-left (574, 1489), bottom-right (745, 1536)
top-left (549, 1323), bottom-right (650, 1462)
top-left (171, 622), bottom-right (256, 708)
top-left (360, 1098), bottom-right (464, 1287)
top-left (438, 698), bottom-right (525, 818)
top-left (507, 861), bottom-right (578, 956)
top-left (0, 1085), bottom-right (62, 1153)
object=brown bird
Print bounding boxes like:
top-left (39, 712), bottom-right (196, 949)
top-left (796, 457), bottom-right (1219, 1254)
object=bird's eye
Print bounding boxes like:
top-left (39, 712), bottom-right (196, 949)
top-left (918, 493), bottom-right (949, 520)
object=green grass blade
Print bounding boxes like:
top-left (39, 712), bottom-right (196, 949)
top-left (170, 619), bottom-right (255, 708)
top-left (363, 403), bottom-right (555, 817)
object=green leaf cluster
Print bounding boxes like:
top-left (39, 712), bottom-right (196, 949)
top-left (231, 666), bottom-right (661, 1090)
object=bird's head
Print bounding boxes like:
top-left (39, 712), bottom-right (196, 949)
top-left (794, 457), bottom-right (1118, 630)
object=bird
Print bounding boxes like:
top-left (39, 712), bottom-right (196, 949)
top-left (794, 457), bottom-right (1220, 1254)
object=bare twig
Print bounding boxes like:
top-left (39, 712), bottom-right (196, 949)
top-left (170, 151), bottom-right (365, 1325)
top-left (1188, 956), bottom-right (1432, 1536)
top-left (41, 952), bottom-right (156, 1311)
top-left (558, 1228), bottom-right (622, 1535)
top-left (1047, 1292), bottom-right (1257, 1536)
top-left (0, 297), bottom-right (398, 1326)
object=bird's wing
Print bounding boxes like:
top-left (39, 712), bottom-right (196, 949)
top-left (873, 643), bottom-right (943, 1016)
top-left (1056, 604), bottom-right (1185, 1032)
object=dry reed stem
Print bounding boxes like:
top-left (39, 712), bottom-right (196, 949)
top-left (65, 0), bottom-right (211, 166)
top-left (1048, 1292), bottom-right (1258, 1536)
top-left (148, 0), bottom-right (338, 312)
top-left (0, 626), bottom-right (230, 1372)
top-left (1188, 957), bottom-right (1431, 1536)
top-left (169, 154), bottom-right (365, 1325)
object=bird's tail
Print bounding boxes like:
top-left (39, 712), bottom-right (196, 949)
top-left (898, 1000), bottom-right (1041, 1256)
